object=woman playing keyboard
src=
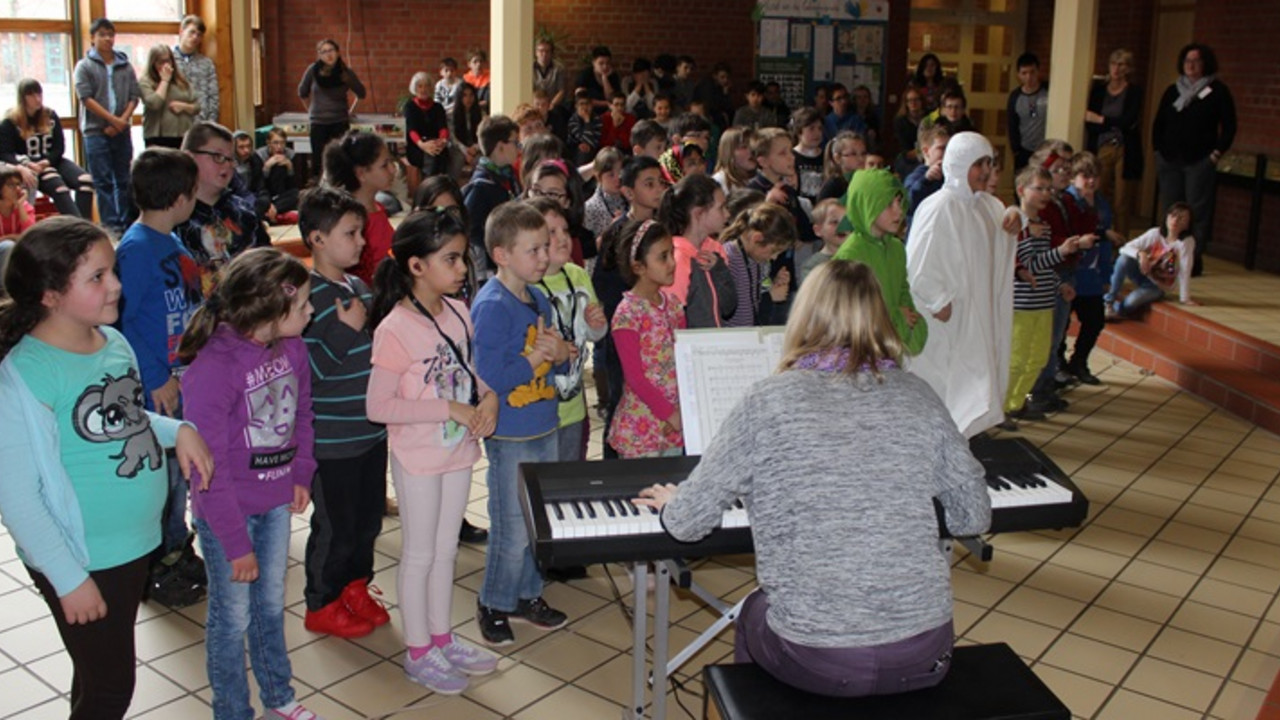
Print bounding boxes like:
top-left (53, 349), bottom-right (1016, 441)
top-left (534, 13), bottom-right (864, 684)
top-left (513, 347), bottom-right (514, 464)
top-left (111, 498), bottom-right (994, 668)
top-left (634, 260), bottom-right (991, 698)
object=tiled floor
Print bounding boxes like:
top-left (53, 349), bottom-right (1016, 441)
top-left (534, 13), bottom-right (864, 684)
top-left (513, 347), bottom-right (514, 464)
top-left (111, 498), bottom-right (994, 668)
top-left (4, 262), bottom-right (1280, 719)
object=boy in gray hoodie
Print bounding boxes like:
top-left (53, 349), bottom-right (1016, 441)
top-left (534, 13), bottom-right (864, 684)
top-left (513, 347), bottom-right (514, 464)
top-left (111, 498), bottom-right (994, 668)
top-left (73, 18), bottom-right (140, 234)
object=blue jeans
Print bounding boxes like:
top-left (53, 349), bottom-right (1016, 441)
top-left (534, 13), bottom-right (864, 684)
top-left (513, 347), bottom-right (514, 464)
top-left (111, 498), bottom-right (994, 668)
top-left (557, 419), bottom-right (585, 462)
top-left (480, 432), bottom-right (557, 612)
top-left (1106, 254), bottom-right (1165, 315)
top-left (83, 132), bottom-right (134, 231)
top-left (196, 505), bottom-right (295, 720)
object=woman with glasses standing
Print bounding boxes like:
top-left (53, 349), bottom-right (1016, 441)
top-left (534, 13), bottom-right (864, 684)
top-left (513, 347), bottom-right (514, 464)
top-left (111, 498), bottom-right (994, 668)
top-left (892, 87), bottom-right (927, 178)
top-left (1152, 43), bottom-right (1234, 275)
top-left (1085, 49), bottom-right (1143, 238)
top-left (298, 39), bottom-right (366, 180)
top-left (140, 44), bottom-right (201, 150)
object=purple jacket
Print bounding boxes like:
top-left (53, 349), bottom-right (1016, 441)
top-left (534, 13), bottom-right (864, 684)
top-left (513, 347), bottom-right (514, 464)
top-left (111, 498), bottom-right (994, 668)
top-left (183, 325), bottom-right (315, 560)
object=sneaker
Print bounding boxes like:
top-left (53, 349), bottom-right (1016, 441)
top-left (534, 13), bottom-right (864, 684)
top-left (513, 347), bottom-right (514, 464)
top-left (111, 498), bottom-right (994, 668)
top-left (459, 518), bottom-right (489, 545)
top-left (267, 701), bottom-right (323, 719)
top-left (341, 579), bottom-right (390, 626)
top-left (305, 598), bottom-right (375, 638)
top-left (173, 534), bottom-right (207, 586)
top-left (147, 563), bottom-right (205, 608)
top-left (441, 638), bottom-right (499, 675)
top-left (510, 597), bottom-right (568, 629)
top-left (996, 418), bottom-right (1020, 432)
top-left (1074, 369), bottom-right (1103, 386)
top-left (1104, 306), bottom-right (1123, 322)
top-left (404, 647), bottom-right (469, 694)
top-left (1011, 402), bottom-right (1048, 421)
top-left (477, 604), bottom-right (515, 646)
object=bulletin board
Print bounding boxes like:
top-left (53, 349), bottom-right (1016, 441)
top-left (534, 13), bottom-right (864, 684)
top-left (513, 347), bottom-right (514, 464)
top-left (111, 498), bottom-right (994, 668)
top-left (755, 0), bottom-right (890, 111)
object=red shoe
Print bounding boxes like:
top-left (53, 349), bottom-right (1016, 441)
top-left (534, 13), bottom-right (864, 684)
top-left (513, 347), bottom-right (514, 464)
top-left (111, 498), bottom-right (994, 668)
top-left (275, 210), bottom-right (299, 225)
top-left (305, 598), bottom-right (374, 638)
top-left (342, 579), bottom-right (391, 627)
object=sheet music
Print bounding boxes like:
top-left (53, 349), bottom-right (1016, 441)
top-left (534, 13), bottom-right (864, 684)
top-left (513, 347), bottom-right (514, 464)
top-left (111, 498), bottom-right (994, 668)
top-left (676, 328), bottom-right (784, 455)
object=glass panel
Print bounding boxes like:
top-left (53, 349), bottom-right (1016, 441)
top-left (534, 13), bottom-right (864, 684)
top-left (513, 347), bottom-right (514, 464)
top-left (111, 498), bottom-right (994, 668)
top-left (104, 0), bottom-right (184, 22)
top-left (970, 62), bottom-right (988, 93)
top-left (973, 25), bottom-right (989, 55)
top-left (969, 108), bottom-right (987, 134)
top-left (0, 0), bottom-right (69, 20)
top-left (0, 32), bottom-right (74, 118)
top-left (909, 22), bottom-right (962, 55)
top-left (252, 36), bottom-right (263, 106)
top-left (914, 0), bottom-right (965, 9)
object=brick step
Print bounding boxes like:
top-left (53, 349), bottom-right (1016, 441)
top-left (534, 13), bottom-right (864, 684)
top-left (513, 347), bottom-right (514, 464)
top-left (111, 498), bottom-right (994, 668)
top-left (1096, 316), bottom-right (1280, 435)
top-left (1141, 302), bottom-right (1280, 376)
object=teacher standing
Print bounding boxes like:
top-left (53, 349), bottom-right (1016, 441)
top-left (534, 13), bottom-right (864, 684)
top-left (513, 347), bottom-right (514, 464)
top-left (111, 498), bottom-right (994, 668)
top-left (1084, 49), bottom-right (1143, 238)
top-left (298, 39), bottom-right (366, 180)
top-left (1152, 43), bottom-right (1236, 275)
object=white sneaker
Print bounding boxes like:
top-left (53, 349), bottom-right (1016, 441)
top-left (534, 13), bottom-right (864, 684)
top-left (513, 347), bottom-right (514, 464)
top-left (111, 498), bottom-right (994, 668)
top-left (268, 702), bottom-right (323, 720)
top-left (404, 647), bottom-right (469, 694)
top-left (441, 638), bottom-right (499, 675)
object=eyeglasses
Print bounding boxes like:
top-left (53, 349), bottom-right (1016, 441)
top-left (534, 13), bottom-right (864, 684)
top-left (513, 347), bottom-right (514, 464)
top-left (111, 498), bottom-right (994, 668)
top-left (192, 149), bottom-right (235, 166)
top-left (832, 95), bottom-right (849, 102)
top-left (1050, 166), bottom-right (1072, 175)
top-left (530, 188), bottom-right (567, 201)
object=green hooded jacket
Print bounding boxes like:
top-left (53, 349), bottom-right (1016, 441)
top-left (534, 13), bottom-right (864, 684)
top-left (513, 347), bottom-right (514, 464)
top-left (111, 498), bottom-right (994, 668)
top-left (833, 169), bottom-right (928, 355)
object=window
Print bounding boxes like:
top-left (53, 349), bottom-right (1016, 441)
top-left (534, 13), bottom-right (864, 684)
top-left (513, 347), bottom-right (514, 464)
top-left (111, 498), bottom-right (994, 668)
top-left (0, 32), bottom-right (74, 118)
top-left (0, 0), bottom-right (68, 20)
top-left (104, 0), bottom-right (184, 22)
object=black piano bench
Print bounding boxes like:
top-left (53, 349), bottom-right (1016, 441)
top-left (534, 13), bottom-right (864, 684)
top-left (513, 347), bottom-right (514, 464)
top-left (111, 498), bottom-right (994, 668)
top-left (702, 642), bottom-right (1069, 720)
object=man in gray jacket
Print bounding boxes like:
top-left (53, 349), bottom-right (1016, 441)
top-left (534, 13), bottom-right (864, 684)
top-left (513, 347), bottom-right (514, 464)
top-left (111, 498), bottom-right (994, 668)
top-left (73, 18), bottom-right (140, 234)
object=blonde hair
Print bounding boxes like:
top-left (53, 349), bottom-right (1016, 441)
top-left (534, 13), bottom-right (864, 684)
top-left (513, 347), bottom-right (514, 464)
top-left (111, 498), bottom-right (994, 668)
top-left (823, 131), bottom-right (865, 181)
top-left (712, 126), bottom-right (755, 191)
top-left (778, 261), bottom-right (903, 375)
top-left (812, 197), bottom-right (844, 225)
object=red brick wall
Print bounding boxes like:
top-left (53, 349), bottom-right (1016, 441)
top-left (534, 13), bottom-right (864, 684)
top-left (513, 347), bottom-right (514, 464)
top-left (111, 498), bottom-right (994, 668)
top-left (261, 0), bottom-right (756, 118)
top-left (1193, 0), bottom-right (1280, 270)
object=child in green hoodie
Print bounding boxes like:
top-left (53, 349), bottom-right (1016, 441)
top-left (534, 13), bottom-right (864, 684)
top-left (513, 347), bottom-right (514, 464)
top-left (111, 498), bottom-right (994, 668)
top-left (832, 168), bottom-right (928, 355)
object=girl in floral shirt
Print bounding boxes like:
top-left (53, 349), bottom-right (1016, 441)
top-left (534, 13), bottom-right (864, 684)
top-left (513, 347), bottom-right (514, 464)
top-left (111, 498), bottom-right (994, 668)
top-left (606, 218), bottom-right (686, 458)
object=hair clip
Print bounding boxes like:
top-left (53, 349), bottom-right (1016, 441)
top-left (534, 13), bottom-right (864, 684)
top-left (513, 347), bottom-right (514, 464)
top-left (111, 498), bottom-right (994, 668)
top-left (282, 283), bottom-right (297, 297)
top-left (1040, 151), bottom-right (1061, 171)
top-left (631, 219), bottom-right (657, 262)
top-left (539, 158), bottom-right (570, 177)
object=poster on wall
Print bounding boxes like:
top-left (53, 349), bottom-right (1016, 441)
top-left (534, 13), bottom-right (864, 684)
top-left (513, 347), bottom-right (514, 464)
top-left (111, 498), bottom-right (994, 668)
top-left (758, 58), bottom-right (809, 109)
top-left (759, 18), bottom-right (789, 57)
top-left (813, 25), bottom-right (834, 81)
top-left (790, 23), bottom-right (811, 53)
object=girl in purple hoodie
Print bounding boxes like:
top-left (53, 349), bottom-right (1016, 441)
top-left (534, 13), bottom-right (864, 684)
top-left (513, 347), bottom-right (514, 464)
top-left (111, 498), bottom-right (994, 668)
top-left (177, 248), bottom-right (321, 720)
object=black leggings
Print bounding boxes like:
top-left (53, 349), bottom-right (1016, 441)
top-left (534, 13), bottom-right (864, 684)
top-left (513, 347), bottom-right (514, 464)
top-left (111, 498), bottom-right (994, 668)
top-left (35, 156), bottom-right (94, 218)
top-left (309, 121), bottom-right (350, 179)
top-left (1067, 294), bottom-right (1106, 373)
top-left (27, 554), bottom-right (151, 720)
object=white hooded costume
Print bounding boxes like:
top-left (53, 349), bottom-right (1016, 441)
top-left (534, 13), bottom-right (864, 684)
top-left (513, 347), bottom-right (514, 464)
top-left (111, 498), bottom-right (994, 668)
top-left (905, 132), bottom-right (1016, 438)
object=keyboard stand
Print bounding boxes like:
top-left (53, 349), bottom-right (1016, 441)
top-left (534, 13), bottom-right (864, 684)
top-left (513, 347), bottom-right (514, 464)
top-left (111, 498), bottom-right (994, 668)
top-left (943, 536), bottom-right (994, 563)
top-left (626, 559), bottom-right (752, 720)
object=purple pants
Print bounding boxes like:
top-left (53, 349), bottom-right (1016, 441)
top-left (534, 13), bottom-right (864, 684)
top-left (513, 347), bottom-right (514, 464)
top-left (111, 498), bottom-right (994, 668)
top-left (734, 589), bottom-right (954, 698)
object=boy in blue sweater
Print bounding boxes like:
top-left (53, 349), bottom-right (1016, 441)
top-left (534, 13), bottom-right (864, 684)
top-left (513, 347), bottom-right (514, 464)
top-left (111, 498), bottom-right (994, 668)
top-left (471, 201), bottom-right (572, 646)
top-left (115, 147), bottom-right (207, 607)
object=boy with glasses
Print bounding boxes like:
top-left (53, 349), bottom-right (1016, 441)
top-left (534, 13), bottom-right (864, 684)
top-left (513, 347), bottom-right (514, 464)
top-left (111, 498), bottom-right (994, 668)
top-left (823, 84), bottom-right (867, 143)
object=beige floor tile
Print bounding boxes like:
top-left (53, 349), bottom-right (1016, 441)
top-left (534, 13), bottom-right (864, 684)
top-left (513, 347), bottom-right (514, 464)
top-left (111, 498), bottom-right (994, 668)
top-left (1040, 633), bottom-right (1138, 685)
top-left (949, 567), bottom-right (1016, 606)
top-left (1147, 626), bottom-right (1244, 676)
top-left (361, 693), bottom-right (503, 720)
top-left (323, 660), bottom-right (431, 717)
top-left (279, 691), bottom-right (363, 720)
top-left (24, 652), bottom-right (70, 695)
top-left (1237, 516), bottom-right (1280, 545)
top-left (286, 635), bottom-right (382, 690)
top-left (1251, 620), bottom-right (1280, 656)
top-left (996, 586), bottom-right (1087, 629)
top-left (1069, 605), bottom-right (1162, 652)
top-left (1029, 664), bottom-right (1114, 719)
top-left (1207, 556), bottom-right (1280, 594)
top-left (457, 662), bottom-right (564, 716)
top-left (963, 611), bottom-right (1062, 660)
top-left (149, 642), bottom-right (211, 692)
top-left (1209, 680), bottom-right (1267, 720)
top-left (1191, 577), bottom-right (1275, 617)
top-left (0, 616), bottom-right (64, 664)
top-left (1202, 472), bottom-right (1271, 499)
top-left (133, 613), bottom-right (207, 662)
top-left (573, 653), bottom-right (635, 705)
top-left (1217, 457), bottom-right (1280, 483)
top-left (123, 666), bottom-right (187, 716)
top-left (1134, 540), bottom-right (1215, 575)
top-left (1176, 502), bottom-right (1247, 533)
top-left (1096, 687), bottom-right (1208, 720)
top-left (1169, 601), bottom-right (1259, 646)
top-left (1129, 474), bottom-right (1197, 502)
top-left (952, 600), bottom-right (988, 635)
top-left (518, 630), bottom-right (622, 682)
top-left (1156, 521), bottom-right (1232, 553)
top-left (513, 683), bottom-right (624, 720)
top-left (1115, 559), bottom-right (1200, 598)
top-left (0, 590), bottom-right (54, 635)
top-left (1232, 649), bottom-right (1280, 690)
top-left (1093, 582), bottom-right (1181, 624)
top-left (988, 532), bottom-right (1064, 561)
top-left (1122, 656), bottom-right (1223, 712)
top-left (1223, 535), bottom-right (1280, 570)
top-left (1068, 525), bottom-right (1148, 558)
top-left (1045, 544), bottom-right (1130, 580)
top-left (5, 699), bottom-right (68, 720)
top-left (0, 667), bottom-right (58, 717)
top-left (1192, 486), bottom-right (1262, 515)
top-left (1091, 506), bottom-right (1165, 537)
top-left (129, 695), bottom-right (212, 718)
top-left (1111, 488), bottom-right (1183, 518)
top-left (1022, 563), bottom-right (1109, 603)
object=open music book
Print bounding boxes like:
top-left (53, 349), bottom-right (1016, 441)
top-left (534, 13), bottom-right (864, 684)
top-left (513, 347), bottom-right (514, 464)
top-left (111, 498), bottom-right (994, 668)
top-left (674, 327), bottom-right (786, 455)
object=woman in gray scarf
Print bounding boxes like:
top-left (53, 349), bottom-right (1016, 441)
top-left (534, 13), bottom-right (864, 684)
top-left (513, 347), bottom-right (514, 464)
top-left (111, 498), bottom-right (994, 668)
top-left (1152, 43), bottom-right (1236, 276)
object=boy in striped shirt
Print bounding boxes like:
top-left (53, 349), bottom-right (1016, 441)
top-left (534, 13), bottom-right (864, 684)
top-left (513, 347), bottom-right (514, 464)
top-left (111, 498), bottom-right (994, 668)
top-left (1002, 166), bottom-right (1088, 429)
top-left (298, 187), bottom-right (391, 638)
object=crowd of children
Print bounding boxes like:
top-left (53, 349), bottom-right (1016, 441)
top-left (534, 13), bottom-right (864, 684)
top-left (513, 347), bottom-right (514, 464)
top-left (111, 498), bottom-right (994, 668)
top-left (0, 23), bottom-right (1211, 719)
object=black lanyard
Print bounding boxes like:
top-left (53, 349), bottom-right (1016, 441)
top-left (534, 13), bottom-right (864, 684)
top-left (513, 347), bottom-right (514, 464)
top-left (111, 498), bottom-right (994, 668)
top-left (538, 270), bottom-right (578, 343)
top-left (739, 242), bottom-right (763, 320)
top-left (408, 295), bottom-right (480, 406)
